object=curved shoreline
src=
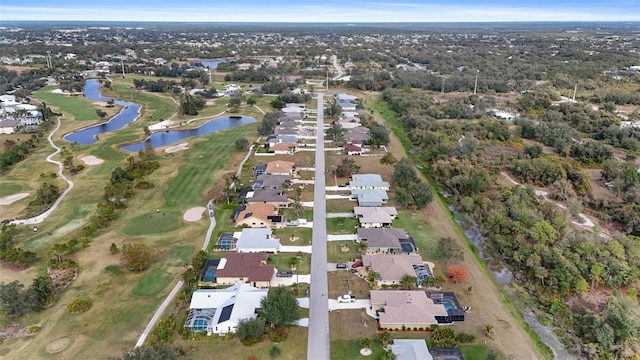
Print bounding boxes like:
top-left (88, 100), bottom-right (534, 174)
top-left (62, 79), bottom-right (143, 145)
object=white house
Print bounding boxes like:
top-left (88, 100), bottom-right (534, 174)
top-left (235, 228), bottom-right (281, 253)
top-left (354, 207), bottom-right (398, 228)
top-left (183, 283), bottom-right (268, 335)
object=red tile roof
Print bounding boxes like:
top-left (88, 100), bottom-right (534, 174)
top-left (216, 253), bottom-right (275, 282)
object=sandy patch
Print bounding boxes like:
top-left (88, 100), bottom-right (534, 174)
top-left (92, 101), bottom-right (109, 107)
top-left (0, 193), bottom-right (30, 205)
top-left (80, 155), bottom-right (104, 166)
top-left (165, 142), bottom-right (189, 154)
top-left (45, 337), bottom-right (71, 354)
top-left (149, 120), bottom-right (174, 131)
top-left (184, 207), bottom-right (206, 222)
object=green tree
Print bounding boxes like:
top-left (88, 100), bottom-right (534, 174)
top-left (236, 317), bottom-right (266, 345)
top-left (408, 182), bottom-right (434, 209)
top-left (589, 263), bottom-right (605, 290)
top-left (108, 343), bottom-right (189, 360)
top-left (324, 103), bottom-right (342, 118)
top-left (379, 352), bottom-right (397, 360)
top-left (358, 337), bottom-right (373, 349)
top-left (399, 274), bottom-right (418, 290)
top-left (191, 250), bottom-right (209, 271)
top-left (432, 327), bottom-right (457, 348)
top-left (368, 123), bottom-right (390, 147)
top-left (96, 109), bottom-right (107, 120)
top-left (246, 97), bottom-right (257, 106)
top-left (260, 286), bottom-right (300, 328)
top-left (380, 152), bottom-right (397, 165)
top-left (123, 243), bottom-right (151, 272)
top-left (235, 137), bottom-right (250, 151)
top-left (391, 158), bottom-right (417, 188)
top-left (376, 331), bottom-right (394, 348)
top-left (435, 237), bottom-right (464, 266)
top-left (109, 243), bottom-right (118, 254)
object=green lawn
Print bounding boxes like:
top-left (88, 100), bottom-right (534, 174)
top-left (131, 267), bottom-right (172, 297)
top-left (274, 227), bottom-right (312, 246)
top-left (0, 182), bottom-right (23, 196)
top-left (106, 79), bottom-right (176, 123)
top-left (281, 208), bottom-right (313, 222)
top-left (122, 211), bottom-right (183, 236)
top-left (33, 86), bottom-right (100, 122)
top-left (327, 217), bottom-right (359, 235)
top-left (331, 339), bottom-right (386, 360)
top-left (168, 245), bottom-right (195, 267)
top-left (327, 241), bottom-right (360, 263)
top-left (460, 343), bottom-right (490, 360)
top-left (393, 210), bottom-right (440, 259)
top-left (162, 124), bottom-right (257, 208)
top-left (268, 253), bottom-right (311, 274)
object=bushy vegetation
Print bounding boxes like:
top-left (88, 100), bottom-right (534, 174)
top-left (148, 316), bottom-right (176, 345)
top-left (0, 276), bottom-right (53, 317)
top-left (67, 298), bottom-right (92, 314)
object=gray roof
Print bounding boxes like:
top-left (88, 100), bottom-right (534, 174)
top-left (236, 228), bottom-right (280, 251)
top-left (357, 228), bottom-right (409, 248)
top-left (247, 188), bottom-right (289, 203)
top-left (391, 339), bottom-right (433, 360)
top-left (350, 174), bottom-right (390, 189)
top-left (253, 174), bottom-right (290, 189)
top-left (0, 119), bottom-right (19, 127)
top-left (351, 188), bottom-right (388, 205)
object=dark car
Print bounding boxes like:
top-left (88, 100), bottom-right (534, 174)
top-left (351, 260), bottom-right (363, 268)
top-left (276, 271), bottom-right (293, 278)
top-left (336, 263), bottom-right (348, 269)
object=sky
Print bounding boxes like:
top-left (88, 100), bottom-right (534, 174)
top-left (1, 0), bottom-right (639, 22)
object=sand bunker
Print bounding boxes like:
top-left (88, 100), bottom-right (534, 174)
top-left (0, 193), bottom-right (30, 205)
top-left (45, 337), bottom-right (70, 354)
top-left (165, 143), bottom-right (189, 154)
top-left (80, 155), bottom-right (104, 166)
top-left (184, 207), bottom-right (206, 222)
top-left (92, 100), bottom-right (109, 107)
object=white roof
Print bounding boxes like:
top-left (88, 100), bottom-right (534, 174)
top-left (189, 284), bottom-right (268, 331)
top-left (236, 228), bottom-right (280, 251)
top-left (354, 207), bottom-right (397, 223)
top-left (391, 339), bottom-right (433, 360)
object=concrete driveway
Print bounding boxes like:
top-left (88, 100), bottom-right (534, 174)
top-left (328, 299), bottom-right (371, 311)
top-left (279, 245), bottom-right (312, 253)
top-left (271, 274), bottom-right (311, 286)
top-left (297, 297), bottom-right (310, 308)
top-left (327, 234), bottom-right (357, 241)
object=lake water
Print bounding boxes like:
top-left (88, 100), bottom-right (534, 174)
top-left (120, 116), bottom-right (257, 152)
top-left (198, 59), bottom-right (226, 69)
top-left (63, 79), bottom-right (141, 145)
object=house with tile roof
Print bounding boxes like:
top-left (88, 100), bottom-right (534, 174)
top-left (354, 206), bottom-right (397, 228)
top-left (265, 160), bottom-right (296, 176)
top-left (246, 188), bottom-right (291, 208)
top-left (235, 228), bottom-right (281, 253)
top-left (184, 283), bottom-right (268, 335)
top-left (350, 174), bottom-right (390, 190)
top-left (371, 290), bottom-right (449, 330)
top-left (357, 228), bottom-right (417, 254)
top-left (391, 339), bottom-right (433, 360)
top-left (270, 142), bottom-right (297, 155)
top-left (362, 254), bottom-right (434, 287)
top-left (350, 188), bottom-right (388, 207)
top-left (215, 253), bottom-right (275, 288)
top-left (251, 174), bottom-right (290, 190)
top-left (235, 202), bottom-right (283, 228)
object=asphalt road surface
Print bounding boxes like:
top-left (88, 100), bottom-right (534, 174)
top-left (307, 92), bottom-right (330, 360)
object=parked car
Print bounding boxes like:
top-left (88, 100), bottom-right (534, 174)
top-left (276, 271), bottom-right (293, 278)
top-left (336, 263), bottom-right (348, 269)
top-left (351, 260), bottom-right (363, 268)
top-left (337, 294), bottom-right (356, 303)
top-left (209, 211), bottom-right (214, 217)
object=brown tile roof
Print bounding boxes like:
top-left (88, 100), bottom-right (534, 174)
top-left (271, 143), bottom-right (297, 152)
top-left (216, 253), bottom-right (275, 282)
top-left (371, 290), bottom-right (448, 326)
top-left (265, 160), bottom-right (295, 174)
top-left (236, 202), bottom-right (278, 223)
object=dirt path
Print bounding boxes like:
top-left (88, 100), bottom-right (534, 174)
top-left (370, 95), bottom-right (542, 359)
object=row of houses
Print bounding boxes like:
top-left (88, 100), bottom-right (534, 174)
top-left (0, 95), bottom-right (44, 134)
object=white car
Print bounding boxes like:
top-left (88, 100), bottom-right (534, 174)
top-left (337, 294), bottom-right (356, 303)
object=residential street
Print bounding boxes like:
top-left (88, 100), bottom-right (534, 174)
top-left (307, 92), bottom-right (330, 360)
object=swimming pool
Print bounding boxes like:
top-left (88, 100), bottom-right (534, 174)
top-left (441, 299), bottom-right (456, 311)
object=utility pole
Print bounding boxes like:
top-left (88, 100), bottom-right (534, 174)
top-left (572, 83), bottom-right (577, 102)
top-left (326, 69), bottom-right (329, 91)
top-left (121, 59), bottom-right (126, 78)
top-left (474, 75), bottom-right (478, 95)
top-left (441, 77), bottom-right (445, 94)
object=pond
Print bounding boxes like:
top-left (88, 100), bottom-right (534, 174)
top-left (63, 79), bottom-right (141, 145)
top-left (120, 116), bottom-right (257, 152)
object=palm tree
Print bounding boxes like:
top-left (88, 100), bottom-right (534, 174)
top-left (399, 275), bottom-right (418, 290)
top-left (376, 331), bottom-right (394, 349)
top-left (358, 337), bottom-right (372, 350)
top-left (292, 200), bottom-right (304, 217)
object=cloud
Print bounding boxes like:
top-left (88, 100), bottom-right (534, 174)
top-left (0, 3), bottom-right (637, 22)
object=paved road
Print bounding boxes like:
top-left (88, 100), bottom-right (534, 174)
top-left (307, 92), bottom-right (330, 360)
top-left (135, 198), bottom-right (217, 348)
top-left (10, 116), bottom-right (74, 226)
top-left (331, 55), bottom-right (343, 80)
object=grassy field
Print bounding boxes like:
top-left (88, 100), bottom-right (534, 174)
top-left (393, 210), bottom-right (440, 259)
top-left (0, 182), bottom-right (23, 197)
top-left (33, 86), bottom-right (103, 122)
top-left (0, 75), bottom-right (267, 359)
top-left (327, 241), bottom-right (360, 263)
top-left (268, 253), bottom-right (311, 274)
top-left (327, 217), bottom-right (359, 235)
top-left (274, 227), bottom-right (312, 246)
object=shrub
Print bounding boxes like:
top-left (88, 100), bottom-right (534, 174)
top-left (455, 332), bottom-right (476, 343)
top-left (148, 316), bottom-right (176, 345)
top-left (67, 298), bottom-right (92, 314)
top-left (270, 345), bottom-right (281, 358)
top-left (268, 327), bottom-right (288, 343)
top-left (27, 325), bottom-right (41, 333)
top-left (237, 318), bottom-right (266, 345)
